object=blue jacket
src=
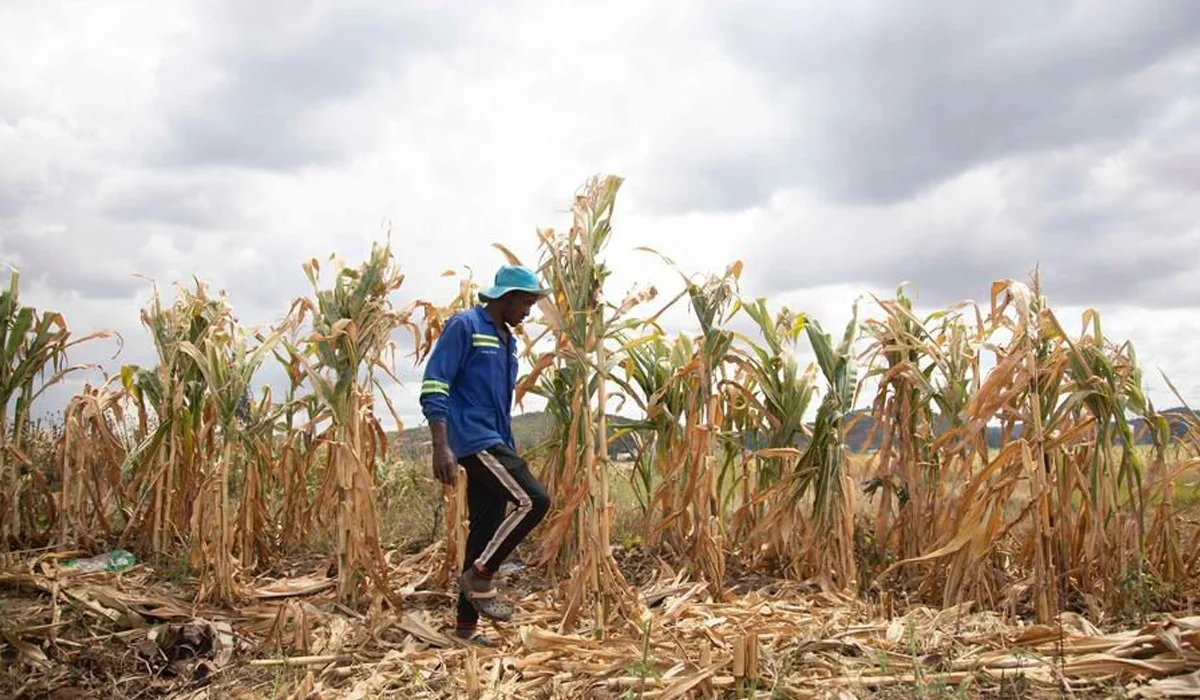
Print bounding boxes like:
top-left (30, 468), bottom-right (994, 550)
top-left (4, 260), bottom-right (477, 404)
top-left (419, 306), bottom-right (518, 459)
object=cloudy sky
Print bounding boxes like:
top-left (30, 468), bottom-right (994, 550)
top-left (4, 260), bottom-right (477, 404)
top-left (3, 0), bottom-right (1200, 430)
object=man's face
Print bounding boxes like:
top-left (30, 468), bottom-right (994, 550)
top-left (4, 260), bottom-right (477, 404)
top-left (502, 292), bottom-right (540, 327)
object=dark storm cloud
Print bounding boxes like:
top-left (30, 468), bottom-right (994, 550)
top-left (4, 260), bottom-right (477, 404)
top-left (646, 0), bottom-right (1200, 212)
top-left (155, 1), bottom-right (465, 170)
top-left (649, 1), bottom-right (1200, 311)
top-left (747, 126), bottom-right (1200, 310)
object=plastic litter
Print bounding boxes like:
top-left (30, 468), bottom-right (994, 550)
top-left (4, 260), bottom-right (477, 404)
top-left (63, 549), bottom-right (137, 573)
top-left (497, 561), bottom-right (527, 576)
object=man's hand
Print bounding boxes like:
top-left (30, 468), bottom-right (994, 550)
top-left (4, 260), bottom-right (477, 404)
top-left (429, 421), bottom-right (457, 485)
top-left (432, 445), bottom-right (458, 485)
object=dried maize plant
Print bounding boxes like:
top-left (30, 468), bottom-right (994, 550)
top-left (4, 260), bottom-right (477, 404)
top-left (1146, 379), bottom-right (1200, 585)
top-left (877, 276), bottom-right (1187, 620)
top-left (0, 269), bottom-right (112, 546)
top-left (290, 240), bottom-right (425, 608)
top-left (218, 344), bottom-right (285, 573)
top-left (176, 318), bottom-right (284, 604)
top-left (713, 357), bottom-right (760, 530)
top-left (522, 344), bottom-right (577, 565)
top-left (408, 270), bottom-right (480, 588)
top-left (56, 380), bottom-right (130, 548)
top-left (740, 305), bottom-right (862, 587)
top-left (878, 279), bottom-right (1065, 614)
top-left (634, 260), bottom-right (742, 596)
top-left (1052, 307), bottom-right (1190, 618)
top-left (411, 269), bottom-right (480, 363)
top-left (234, 390), bottom-right (283, 573)
top-left (271, 339), bottom-right (318, 553)
top-left (714, 357), bottom-right (756, 546)
top-left (724, 298), bottom-right (817, 563)
top-left (513, 175), bottom-right (645, 631)
top-left (609, 334), bottom-right (691, 543)
top-left (858, 288), bottom-right (987, 590)
top-left (775, 308), bottom-right (862, 588)
top-left (119, 280), bottom-right (227, 558)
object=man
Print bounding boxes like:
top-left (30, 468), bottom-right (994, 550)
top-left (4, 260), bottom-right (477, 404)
top-left (419, 264), bottom-right (552, 645)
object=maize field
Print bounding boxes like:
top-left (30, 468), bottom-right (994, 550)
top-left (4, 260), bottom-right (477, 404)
top-left (1, 175), bottom-right (1199, 698)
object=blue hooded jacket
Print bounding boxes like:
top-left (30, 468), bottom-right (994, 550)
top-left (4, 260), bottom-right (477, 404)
top-left (419, 306), bottom-right (518, 459)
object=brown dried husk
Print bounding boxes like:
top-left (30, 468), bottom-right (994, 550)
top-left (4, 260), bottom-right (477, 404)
top-left (3, 545), bottom-right (1198, 699)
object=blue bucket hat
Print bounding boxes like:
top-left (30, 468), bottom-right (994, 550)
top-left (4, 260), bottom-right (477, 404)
top-left (479, 264), bottom-right (551, 301)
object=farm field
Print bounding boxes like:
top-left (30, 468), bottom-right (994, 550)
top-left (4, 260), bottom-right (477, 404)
top-left (2, 176), bottom-right (1199, 698)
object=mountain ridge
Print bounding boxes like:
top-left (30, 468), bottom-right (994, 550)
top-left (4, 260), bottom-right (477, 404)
top-left (390, 407), bottom-right (1197, 459)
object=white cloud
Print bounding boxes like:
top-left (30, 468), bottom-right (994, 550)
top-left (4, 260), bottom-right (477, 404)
top-left (2, 0), bottom-right (1199, 434)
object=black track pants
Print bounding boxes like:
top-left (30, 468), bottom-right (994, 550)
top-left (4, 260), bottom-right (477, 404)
top-left (456, 443), bottom-right (550, 627)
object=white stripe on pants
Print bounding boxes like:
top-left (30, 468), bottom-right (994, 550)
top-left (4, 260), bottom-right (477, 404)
top-left (475, 449), bottom-right (533, 570)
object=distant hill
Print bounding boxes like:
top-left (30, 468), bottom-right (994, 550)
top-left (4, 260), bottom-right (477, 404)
top-left (391, 407), bottom-right (1197, 460)
top-left (392, 412), bottom-right (550, 458)
top-left (836, 406), bottom-right (1197, 452)
top-left (390, 411), bottom-right (641, 460)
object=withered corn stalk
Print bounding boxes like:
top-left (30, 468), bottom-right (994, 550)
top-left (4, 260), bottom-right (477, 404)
top-left (513, 175), bottom-right (646, 631)
top-left (0, 269), bottom-right (112, 546)
top-left (772, 310), bottom-right (861, 586)
top-left (111, 280), bottom-right (280, 603)
top-left (409, 270), bottom-right (481, 588)
top-left (291, 240), bottom-right (425, 608)
top-left (271, 340), bottom-right (318, 553)
top-left (57, 381), bottom-right (129, 548)
top-left (724, 298), bottom-right (817, 564)
top-left (176, 319), bottom-right (284, 603)
top-left (873, 277), bottom-right (1193, 621)
top-left (858, 287), bottom-right (987, 591)
top-left (654, 262), bottom-right (742, 597)
top-left (119, 280), bottom-right (227, 558)
top-left (610, 334), bottom-right (690, 541)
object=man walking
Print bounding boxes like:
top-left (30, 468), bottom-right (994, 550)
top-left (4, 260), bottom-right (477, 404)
top-left (419, 264), bottom-right (552, 645)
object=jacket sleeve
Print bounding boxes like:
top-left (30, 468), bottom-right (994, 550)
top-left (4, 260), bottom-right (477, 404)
top-left (420, 314), bottom-right (469, 424)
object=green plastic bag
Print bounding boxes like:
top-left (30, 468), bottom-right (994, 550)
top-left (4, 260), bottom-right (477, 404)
top-left (64, 549), bottom-right (137, 573)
